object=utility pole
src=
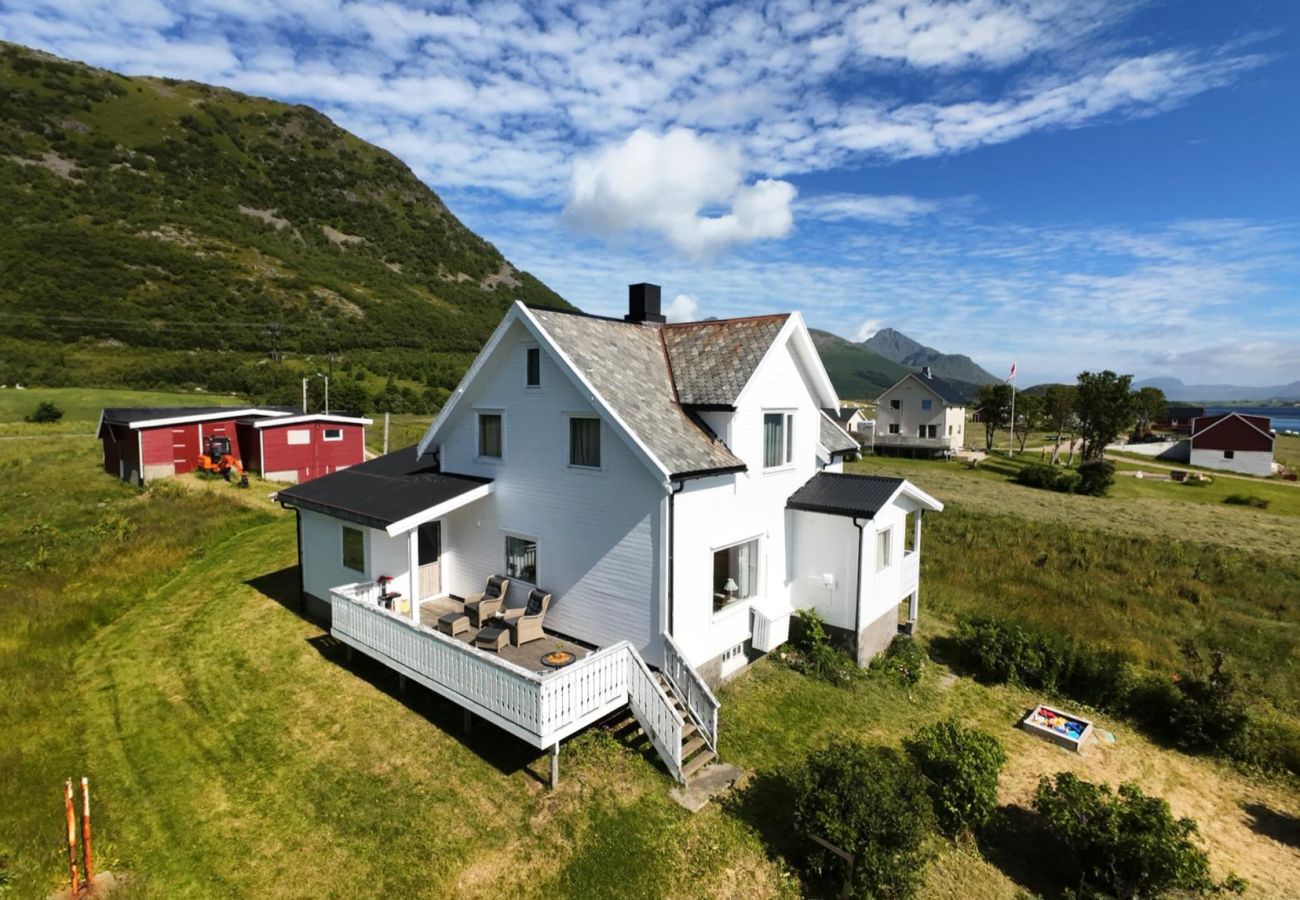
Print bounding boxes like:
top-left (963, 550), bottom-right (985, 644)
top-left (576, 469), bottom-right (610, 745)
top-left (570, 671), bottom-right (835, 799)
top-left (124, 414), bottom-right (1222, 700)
top-left (384, 412), bottom-right (390, 455)
top-left (302, 377), bottom-right (308, 413)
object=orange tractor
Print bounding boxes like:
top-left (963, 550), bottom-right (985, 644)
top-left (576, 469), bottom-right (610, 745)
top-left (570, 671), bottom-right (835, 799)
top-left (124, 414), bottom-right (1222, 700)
top-left (196, 435), bottom-right (249, 487)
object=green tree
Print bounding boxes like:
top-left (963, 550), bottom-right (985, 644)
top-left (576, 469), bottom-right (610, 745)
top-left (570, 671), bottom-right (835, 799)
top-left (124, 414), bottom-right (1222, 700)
top-left (25, 401), bottom-right (64, 423)
top-left (328, 378), bottom-right (371, 414)
top-left (1132, 386), bottom-right (1168, 438)
top-left (975, 383), bottom-right (1013, 452)
top-left (905, 723), bottom-right (1005, 836)
top-left (1013, 392), bottom-right (1043, 453)
top-left (793, 740), bottom-right (933, 899)
top-left (1042, 384), bottom-right (1076, 464)
top-left (1074, 370), bottom-right (1134, 461)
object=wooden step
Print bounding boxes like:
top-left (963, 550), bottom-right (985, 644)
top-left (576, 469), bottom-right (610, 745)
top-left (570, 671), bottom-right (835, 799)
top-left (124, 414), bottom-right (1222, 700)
top-left (681, 721), bottom-right (697, 739)
top-left (681, 749), bottom-right (716, 780)
top-left (681, 734), bottom-right (707, 759)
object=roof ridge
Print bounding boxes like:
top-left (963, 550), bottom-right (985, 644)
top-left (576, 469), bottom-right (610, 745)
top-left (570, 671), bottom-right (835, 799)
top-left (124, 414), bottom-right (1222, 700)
top-left (662, 312), bottom-right (791, 328)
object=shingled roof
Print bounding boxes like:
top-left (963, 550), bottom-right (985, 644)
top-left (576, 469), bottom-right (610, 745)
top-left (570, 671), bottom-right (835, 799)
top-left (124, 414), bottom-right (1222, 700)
top-left (819, 411), bottom-right (860, 456)
top-left (528, 308), bottom-right (747, 478)
top-left (660, 315), bottom-right (790, 407)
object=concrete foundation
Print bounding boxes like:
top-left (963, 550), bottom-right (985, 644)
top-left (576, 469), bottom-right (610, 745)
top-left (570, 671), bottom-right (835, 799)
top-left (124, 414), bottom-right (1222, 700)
top-left (855, 607), bottom-right (899, 666)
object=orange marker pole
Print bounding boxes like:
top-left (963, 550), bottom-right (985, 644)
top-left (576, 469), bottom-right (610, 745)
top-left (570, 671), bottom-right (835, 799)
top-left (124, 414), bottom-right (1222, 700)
top-left (81, 777), bottom-right (94, 888)
top-left (64, 779), bottom-right (80, 894)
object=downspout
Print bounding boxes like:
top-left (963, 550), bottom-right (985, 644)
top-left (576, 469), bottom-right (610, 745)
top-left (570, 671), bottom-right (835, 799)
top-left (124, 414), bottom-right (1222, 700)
top-left (852, 517), bottom-right (867, 653)
top-left (667, 479), bottom-right (684, 637)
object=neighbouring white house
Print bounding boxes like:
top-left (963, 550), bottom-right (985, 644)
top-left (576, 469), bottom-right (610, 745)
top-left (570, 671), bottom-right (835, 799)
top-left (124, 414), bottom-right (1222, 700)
top-left (873, 367), bottom-right (967, 455)
top-left (277, 285), bottom-right (943, 784)
top-left (1188, 412), bottom-right (1275, 476)
top-left (824, 405), bottom-right (869, 437)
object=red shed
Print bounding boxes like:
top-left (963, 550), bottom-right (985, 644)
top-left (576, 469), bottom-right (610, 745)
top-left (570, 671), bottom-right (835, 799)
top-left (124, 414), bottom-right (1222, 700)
top-left (1189, 412), bottom-right (1274, 476)
top-left (97, 406), bottom-right (297, 486)
top-left (241, 414), bottom-right (371, 483)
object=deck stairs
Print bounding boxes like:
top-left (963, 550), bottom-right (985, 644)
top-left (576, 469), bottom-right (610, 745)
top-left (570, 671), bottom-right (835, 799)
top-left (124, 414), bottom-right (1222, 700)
top-left (605, 670), bottom-right (716, 783)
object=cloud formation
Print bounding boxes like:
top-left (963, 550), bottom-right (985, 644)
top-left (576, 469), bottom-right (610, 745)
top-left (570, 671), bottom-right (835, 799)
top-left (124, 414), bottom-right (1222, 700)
top-left (666, 293), bottom-right (701, 323)
top-left (564, 129), bottom-right (796, 255)
top-left (801, 193), bottom-right (941, 225)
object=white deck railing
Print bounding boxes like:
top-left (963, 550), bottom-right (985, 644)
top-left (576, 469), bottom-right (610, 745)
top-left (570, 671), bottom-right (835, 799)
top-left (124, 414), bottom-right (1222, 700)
top-left (751, 607), bottom-right (792, 654)
top-left (663, 633), bottom-right (720, 751)
top-left (329, 584), bottom-right (688, 780)
top-left (901, 550), bottom-right (920, 597)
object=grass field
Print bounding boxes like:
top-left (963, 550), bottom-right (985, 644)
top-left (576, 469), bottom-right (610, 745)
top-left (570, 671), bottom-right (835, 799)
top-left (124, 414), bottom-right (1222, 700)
top-left (4, 436), bottom-right (1299, 897)
top-left (0, 386), bottom-right (245, 427)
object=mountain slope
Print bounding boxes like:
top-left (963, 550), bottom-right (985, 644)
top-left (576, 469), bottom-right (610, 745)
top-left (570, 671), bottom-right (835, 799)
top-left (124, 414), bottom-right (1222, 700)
top-left (863, 327), bottom-right (999, 385)
top-left (0, 42), bottom-right (568, 401)
top-left (1133, 377), bottom-right (1300, 403)
top-left (809, 329), bottom-right (913, 400)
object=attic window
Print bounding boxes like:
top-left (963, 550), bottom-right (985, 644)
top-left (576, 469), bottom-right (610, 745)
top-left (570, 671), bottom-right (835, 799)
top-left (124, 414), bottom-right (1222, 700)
top-left (763, 412), bottom-right (793, 469)
top-left (921, 399), bottom-right (932, 411)
top-left (890, 399), bottom-right (901, 410)
top-left (526, 347), bottom-right (540, 387)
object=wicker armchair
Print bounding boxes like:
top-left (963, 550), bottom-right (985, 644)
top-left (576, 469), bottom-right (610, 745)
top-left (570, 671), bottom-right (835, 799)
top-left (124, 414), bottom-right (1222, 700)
top-left (503, 589), bottom-right (551, 646)
top-left (464, 575), bottom-right (509, 627)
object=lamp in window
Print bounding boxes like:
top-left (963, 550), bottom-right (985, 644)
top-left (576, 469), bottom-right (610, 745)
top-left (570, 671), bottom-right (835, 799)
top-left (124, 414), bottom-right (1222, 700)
top-left (723, 577), bottom-right (739, 603)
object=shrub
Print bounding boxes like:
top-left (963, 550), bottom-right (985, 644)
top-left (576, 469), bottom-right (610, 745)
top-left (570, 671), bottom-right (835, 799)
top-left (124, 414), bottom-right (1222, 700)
top-left (1169, 641), bottom-right (1248, 754)
top-left (1013, 463), bottom-right (1079, 493)
top-left (1223, 494), bottom-right (1269, 509)
top-left (25, 401), bottom-right (64, 423)
top-left (905, 723), bottom-right (1005, 836)
top-left (1033, 773), bottom-right (1237, 898)
top-left (869, 634), bottom-right (926, 686)
top-left (792, 740), bottom-right (933, 900)
top-left (1075, 459), bottom-right (1115, 497)
top-left (789, 609), bottom-right (856, 684)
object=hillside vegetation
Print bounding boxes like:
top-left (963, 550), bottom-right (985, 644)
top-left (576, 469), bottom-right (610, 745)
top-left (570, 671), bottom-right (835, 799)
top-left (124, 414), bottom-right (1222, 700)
top-left (0, 42), bottom-right (568, 407)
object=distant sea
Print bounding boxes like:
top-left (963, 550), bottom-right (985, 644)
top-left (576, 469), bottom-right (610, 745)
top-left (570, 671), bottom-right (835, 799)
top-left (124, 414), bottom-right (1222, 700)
top-left (1206, 406), bottom-right (1300, 433)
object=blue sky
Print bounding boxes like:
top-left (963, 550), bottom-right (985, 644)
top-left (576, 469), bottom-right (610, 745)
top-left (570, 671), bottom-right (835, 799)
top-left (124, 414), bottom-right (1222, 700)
top-left (2, 0), bottom-right (1298, 386)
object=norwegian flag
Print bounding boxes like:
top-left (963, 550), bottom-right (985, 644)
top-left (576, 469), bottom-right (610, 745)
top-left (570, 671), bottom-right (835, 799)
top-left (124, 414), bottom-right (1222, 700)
top-left (1008, 361), bottom-right (1017, 383)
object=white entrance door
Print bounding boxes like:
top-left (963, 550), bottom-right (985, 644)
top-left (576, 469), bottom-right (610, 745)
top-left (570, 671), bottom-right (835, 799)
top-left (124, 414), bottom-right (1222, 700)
top-left (417, 522), bottom-right (441, 600)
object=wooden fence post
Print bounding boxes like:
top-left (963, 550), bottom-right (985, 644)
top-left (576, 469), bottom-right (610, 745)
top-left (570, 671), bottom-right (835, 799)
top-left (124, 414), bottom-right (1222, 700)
top-left (81, 776), bottom-right (94, 887)
top-left (64, 779), bottom-right (79, 894)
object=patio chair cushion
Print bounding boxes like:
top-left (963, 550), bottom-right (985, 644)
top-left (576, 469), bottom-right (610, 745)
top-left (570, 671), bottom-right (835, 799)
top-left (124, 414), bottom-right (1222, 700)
top-left (484, 575), bottom-right (506, 599)
top-left (525, 589), bottom-right (547, 616)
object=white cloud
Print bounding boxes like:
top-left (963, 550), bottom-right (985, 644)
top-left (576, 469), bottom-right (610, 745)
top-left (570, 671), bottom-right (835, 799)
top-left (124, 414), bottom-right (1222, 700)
top-left (800, 193), bottom-right (942, 225)
top-left (564, 128), bottom-right (796, 255)
top-left (853, 318), bottom-right (886, 342)
top-left (666, 293), bottom-right (700, 323)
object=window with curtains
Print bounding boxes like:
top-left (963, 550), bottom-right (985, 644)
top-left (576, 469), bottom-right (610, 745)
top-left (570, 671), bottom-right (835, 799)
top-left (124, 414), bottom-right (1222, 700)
top-left (526, 347), bottom-right (540, 387)
top-left (763, 412), bottom-right (794, 469)
top-left (505, 535), bottom-right (537, 583)
top-left (569, 417), bottom-right (601, 468)
top-left (478, 412), bottom-right (502, 458)
top-left (713, 538), bottom-right (759, 611)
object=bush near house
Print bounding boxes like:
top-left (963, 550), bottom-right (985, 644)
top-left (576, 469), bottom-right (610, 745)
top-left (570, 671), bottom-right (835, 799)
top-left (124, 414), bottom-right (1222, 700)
top-left (869, 634), bottom-right (927, 686)
top-left (792, 740), bottom-right (933, 900)
top-left (1033, 773), bottom-right (1243, 899)
top-left (787, 609), bottom-right (858, 684)
top-left (904, 723), bottom-right (1005, 837)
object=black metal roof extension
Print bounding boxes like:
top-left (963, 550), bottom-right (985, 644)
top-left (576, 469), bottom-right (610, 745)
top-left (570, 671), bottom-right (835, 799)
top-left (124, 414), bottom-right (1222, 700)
top-left (787, 472), bottom-right (905, 520)
top-left (277, 445), bottom-right (492, 531)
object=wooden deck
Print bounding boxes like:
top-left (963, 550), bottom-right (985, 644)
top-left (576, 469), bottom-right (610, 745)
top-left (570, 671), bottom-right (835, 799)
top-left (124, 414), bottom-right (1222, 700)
top-left (417, 596), bottom-right (590, 675)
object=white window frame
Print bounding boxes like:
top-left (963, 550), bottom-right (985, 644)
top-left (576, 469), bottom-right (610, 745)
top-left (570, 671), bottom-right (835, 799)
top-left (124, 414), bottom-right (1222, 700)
top-left (762, 410), bottom-right (795, 471)
top-left (711, 535), bottom-right (762, 617)
top-left (286, 428), bottom-right (311, 445)
top-left (476, 410), bottom-right (504, 461)
top-left (323, 427), bottom-right (344, 442)
top-left (876, 527), bottom-right (893, 573)
top-left (342, 525), bottom-right (366, 574)
top-left (504, 532), bottom-right (538, 585)
top-left (567, 414), bottom-right (603, 470)
top-left (888, 423), bottom-right (900, 435)
top-left (525, 344), bottom-right (541, 389)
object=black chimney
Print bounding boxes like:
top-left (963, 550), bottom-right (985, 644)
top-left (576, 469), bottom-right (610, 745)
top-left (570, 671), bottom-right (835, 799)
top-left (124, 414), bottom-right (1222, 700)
top-left (921, 365), bottom-right (932, 379)
top-left (625, 283), bottom-right (666, 324)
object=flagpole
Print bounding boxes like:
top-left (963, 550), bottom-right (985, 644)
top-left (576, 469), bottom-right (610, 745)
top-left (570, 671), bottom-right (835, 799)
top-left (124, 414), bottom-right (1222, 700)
top-left (1007, 363), bottom-right (1017, 458)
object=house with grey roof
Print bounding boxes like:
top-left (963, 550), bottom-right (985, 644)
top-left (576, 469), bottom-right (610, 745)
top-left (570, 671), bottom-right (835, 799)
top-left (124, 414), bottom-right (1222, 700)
top-left (873, 367), bottom-right (968, 455)
top-left (278, 285), bottom-right (942, 785)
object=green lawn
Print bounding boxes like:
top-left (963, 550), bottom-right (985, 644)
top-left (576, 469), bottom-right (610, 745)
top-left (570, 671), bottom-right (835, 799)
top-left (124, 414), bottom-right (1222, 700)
top-left (0, 386), bottom-right (245, 425)
top-left (5, 436), bottom-right (1299, 897)
top-left (365, 413), bottom-right (429, 456)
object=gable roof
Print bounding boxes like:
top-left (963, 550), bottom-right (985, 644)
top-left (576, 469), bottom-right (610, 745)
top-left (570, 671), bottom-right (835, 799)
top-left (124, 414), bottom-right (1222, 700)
top-left (823, 406), bottom-right (862, 425)
top-left (524, 306), bottom-right (746, 478)
top-left (660, 315), bottom-right (789, 407)
top-left (277, 446), bottom-right (491, 534)
top-left (881, 371), bottom-right (967, 406)
top-left (787, 472), bottom-right (943, 519)
top-left (819, 410), bottom-right (859, 457)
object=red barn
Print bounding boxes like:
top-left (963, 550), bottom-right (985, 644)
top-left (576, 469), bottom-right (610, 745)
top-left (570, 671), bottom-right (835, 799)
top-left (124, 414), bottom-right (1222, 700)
top-left (1189, 412), bottom-right (1274, 477)
top-left (97, 407), bottom-right (370, 486)
top-left (97, 406), bottom-right (296, 486)
top-left (239, 414), bottom-right (371, 483)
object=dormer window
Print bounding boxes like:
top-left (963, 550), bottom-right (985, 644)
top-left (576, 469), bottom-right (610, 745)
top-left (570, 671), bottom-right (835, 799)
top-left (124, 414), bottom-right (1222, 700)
top-left (763, 412), bottom-right (794, 469)
top-left (526, 347), bottom-right (540, 387)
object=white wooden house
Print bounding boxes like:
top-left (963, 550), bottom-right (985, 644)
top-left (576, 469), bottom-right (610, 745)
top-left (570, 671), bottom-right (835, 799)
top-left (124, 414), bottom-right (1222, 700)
top-left (278, 285), bottom-right (942, 783)
top-left (874, 368), bottom-right (967, 454)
